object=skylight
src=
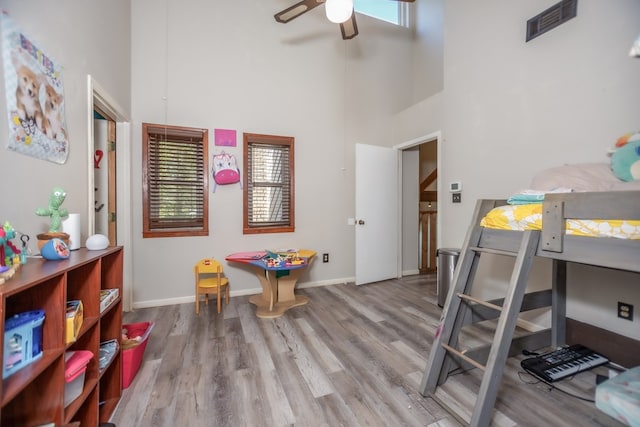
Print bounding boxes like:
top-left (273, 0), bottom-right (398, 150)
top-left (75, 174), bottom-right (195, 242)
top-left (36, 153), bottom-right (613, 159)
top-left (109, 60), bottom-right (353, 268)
top-left (354, 0), bottom-right (409, 26)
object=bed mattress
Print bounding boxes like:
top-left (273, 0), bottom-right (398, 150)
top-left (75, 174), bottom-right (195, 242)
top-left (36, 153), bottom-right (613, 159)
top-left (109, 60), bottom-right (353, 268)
top-left (480, 204), bottom-right (640, 239)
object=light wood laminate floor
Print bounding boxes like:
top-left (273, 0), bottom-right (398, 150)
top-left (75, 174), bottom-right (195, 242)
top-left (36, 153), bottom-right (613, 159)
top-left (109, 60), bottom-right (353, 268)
top-left (111, 275), bottom-right (622, 427)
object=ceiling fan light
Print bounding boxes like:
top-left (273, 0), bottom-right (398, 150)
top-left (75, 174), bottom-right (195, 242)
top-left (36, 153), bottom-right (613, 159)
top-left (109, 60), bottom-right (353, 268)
top-left (325, 0), bottom-right (353, 24)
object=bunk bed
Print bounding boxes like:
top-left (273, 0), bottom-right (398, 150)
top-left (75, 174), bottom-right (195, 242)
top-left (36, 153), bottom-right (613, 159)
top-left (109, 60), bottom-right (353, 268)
top-left (480, 190), bottom-right (640, 345)
top-left (420, 188), bottom-right (640, 426)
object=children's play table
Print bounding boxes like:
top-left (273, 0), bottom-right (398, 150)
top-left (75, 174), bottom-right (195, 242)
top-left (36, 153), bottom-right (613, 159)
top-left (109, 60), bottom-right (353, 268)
top-left (225, 250), bottom-right (316, 318)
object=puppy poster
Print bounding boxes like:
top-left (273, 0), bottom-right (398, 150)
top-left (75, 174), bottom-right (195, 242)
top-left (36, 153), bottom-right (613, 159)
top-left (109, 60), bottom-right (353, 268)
top-left (1, 12), bottom-right (68, 164)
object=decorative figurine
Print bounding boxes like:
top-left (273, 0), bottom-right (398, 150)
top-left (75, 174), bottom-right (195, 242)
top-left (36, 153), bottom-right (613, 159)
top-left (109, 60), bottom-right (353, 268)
top-left (35, 187), bottom-right (70, 250)
top-left (36, 186), bottom-right (69, 232)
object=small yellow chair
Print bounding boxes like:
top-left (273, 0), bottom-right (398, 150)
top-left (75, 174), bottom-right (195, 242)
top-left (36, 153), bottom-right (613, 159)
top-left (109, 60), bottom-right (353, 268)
top-left (194, 258), bottom-right (229, 314)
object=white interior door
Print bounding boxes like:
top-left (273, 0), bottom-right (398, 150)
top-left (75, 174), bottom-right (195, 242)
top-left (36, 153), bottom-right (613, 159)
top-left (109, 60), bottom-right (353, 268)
top-left (355, 143), bottom-right (399, 285)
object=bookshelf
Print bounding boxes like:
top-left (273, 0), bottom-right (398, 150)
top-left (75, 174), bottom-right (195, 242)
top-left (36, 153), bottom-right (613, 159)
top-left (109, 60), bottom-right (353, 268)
top-left (0, 247), bottom-right (123, 426)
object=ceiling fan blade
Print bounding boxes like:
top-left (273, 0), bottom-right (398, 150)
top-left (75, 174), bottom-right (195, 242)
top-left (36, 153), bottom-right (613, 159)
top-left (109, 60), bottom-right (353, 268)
top-left (390, 0), bottom-right (415, 2)
top-left (340, 13), bottom-right (358, 40)
top-left (274, 0), bottom-right (326, 23)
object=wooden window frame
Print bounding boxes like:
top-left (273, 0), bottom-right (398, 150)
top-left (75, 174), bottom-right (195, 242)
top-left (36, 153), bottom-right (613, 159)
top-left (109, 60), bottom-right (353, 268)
top-left (243, 133), bottom-right (295, 234)
top-left (142, 123), bottom-right (209, 238)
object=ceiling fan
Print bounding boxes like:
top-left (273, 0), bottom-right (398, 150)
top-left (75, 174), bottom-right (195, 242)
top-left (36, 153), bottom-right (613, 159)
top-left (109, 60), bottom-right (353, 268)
top-left (274, 0), bottom-right (415, 40)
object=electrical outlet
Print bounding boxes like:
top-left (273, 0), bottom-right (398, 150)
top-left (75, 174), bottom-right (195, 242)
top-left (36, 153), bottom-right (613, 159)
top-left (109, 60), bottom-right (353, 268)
top-left (618, 302), bottom-right (634, 321)
top-left (322, 253), bottom-right (329, 263)
top-left (452, 193), bottom-right (461, 203)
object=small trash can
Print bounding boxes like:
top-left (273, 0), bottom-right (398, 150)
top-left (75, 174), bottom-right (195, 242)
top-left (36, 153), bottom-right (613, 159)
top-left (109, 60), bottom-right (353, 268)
top-left (436, 248), bottom-right (460, 308)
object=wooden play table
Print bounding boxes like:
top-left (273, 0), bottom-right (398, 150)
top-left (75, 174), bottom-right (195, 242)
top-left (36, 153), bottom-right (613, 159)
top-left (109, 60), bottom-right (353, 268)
top-left (226, 249), bottom-right (315, 318)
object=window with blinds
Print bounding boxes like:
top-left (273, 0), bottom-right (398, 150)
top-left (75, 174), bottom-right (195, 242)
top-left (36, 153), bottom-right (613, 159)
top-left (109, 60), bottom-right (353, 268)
top-left (243, 133), bottom-right (295, 234)
top-left (142, 123), bottom-right (209, 237)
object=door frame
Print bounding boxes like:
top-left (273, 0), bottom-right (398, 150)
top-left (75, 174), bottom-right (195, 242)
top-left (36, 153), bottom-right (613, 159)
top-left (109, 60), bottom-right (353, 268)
top-left (87, 75), bottom-right (133, 311)
top-left (394, 130), bottom-right (442, 276)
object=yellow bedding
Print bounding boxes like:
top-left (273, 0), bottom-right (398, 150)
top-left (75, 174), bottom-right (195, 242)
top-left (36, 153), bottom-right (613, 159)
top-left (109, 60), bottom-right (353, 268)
top-left (480, 204), bottom-right (640, 239)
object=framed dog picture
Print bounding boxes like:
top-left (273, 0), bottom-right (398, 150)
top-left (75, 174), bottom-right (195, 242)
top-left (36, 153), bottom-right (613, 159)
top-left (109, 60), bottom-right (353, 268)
top-left (1, 12), bottom-right (69, 164)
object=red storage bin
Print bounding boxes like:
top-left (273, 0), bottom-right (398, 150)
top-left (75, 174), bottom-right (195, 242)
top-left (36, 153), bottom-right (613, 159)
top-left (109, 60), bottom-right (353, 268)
top-left (122, 321), bottom-right (154, 389)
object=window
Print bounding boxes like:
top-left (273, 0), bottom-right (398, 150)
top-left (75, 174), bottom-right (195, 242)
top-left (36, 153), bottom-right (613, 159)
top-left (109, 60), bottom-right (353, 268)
top-left (354, 0), bottom-right (410, 26)
top-left (243, 133), bottom-right (294, 234)
top-left (142, 123), bottom-right (208, 237)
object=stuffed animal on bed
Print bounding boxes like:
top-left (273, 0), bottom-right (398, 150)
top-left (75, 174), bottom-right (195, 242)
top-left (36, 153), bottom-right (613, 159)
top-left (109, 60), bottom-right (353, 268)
top-left (611, 132), bottom-right (640, 182)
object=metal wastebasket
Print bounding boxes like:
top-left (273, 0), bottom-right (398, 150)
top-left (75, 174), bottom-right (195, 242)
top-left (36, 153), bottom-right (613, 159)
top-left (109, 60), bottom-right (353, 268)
top-left (436, 248), bottom-right (460, 307)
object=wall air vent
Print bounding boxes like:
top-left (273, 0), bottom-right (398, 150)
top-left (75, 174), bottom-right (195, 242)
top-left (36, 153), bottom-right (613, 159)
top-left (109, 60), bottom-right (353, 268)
top-left (526, 0), bottom-right (577, 42)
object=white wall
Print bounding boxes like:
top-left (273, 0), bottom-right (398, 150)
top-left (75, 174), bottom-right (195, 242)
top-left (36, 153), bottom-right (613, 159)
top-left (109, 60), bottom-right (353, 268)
top-left (130, 0), bottom-right (424, 305)
top-left (410, 0), bottom-right (444, 104)
top-left (440, 0), bottom-right (640, 247)
top-left (0, 1), bottom-right (131, 246)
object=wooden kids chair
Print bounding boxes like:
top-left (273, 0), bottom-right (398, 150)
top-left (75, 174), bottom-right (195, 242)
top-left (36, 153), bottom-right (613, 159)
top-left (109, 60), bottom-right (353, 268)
top-left (194, 258), bottom-right (229, 314)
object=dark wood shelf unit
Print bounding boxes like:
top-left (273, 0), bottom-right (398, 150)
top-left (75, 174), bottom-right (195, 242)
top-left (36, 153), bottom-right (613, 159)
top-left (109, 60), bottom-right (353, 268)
top-left (0, 247), bottom-right (123, 426)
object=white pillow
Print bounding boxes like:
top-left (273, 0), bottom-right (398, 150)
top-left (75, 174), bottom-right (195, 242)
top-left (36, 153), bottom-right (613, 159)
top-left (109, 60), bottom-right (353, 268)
top-left (530, 163), bottom-right (621, 192)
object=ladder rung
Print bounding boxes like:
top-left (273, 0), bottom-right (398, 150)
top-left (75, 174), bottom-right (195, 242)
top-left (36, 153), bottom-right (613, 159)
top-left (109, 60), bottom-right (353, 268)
top-left (469, 246), bottom-right (518, 257)
top-left (457, 293), bottom-right (503, 312)
top-left (441, 343), bottom-right (486, 371)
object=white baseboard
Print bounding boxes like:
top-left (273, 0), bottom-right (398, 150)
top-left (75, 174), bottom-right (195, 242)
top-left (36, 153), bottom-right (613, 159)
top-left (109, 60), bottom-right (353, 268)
top-left (131, 276), bottom-right (355, 310)
top-left (402, 269), bottom-right (421, 276)
top-left (298, 277), bottom-right (355, 289)
top-left (133, 296), bottom-right (195, 309)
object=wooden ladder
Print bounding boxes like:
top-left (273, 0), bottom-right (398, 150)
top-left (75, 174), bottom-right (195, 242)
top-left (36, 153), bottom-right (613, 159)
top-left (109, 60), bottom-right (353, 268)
top-left (420, 223), bottom-right (542, 426)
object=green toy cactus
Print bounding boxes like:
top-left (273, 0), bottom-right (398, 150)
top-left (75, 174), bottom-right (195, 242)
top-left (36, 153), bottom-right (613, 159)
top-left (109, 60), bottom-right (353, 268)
top-left (36, 187), bottom-right (69, 233)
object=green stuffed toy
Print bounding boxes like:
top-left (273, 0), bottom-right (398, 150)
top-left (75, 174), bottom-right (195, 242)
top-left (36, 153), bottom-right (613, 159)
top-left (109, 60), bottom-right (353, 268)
top-left (611, 132), bottom-right (640, 182)
top-left (35, 187), bottom-right (69, 233)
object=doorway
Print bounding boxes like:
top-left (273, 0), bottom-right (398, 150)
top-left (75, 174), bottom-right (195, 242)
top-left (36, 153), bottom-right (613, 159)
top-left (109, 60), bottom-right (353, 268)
top-left (93, 109), bottom-right (117, 246)
top-left (87, 75), bottom-right (133, 311)
top-left (397, 131), bottom-right (440, 277)
top-left (418, 141), bottom-right (438, 273)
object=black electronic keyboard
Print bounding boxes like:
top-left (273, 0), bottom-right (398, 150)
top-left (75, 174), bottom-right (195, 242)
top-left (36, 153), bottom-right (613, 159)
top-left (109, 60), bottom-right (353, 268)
top-left (520, 344), bottom-right (609, 382)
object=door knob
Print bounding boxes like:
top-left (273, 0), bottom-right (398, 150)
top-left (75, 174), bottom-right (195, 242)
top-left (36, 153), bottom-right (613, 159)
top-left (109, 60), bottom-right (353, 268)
top-left (358, 219), bottom-right (365, 225)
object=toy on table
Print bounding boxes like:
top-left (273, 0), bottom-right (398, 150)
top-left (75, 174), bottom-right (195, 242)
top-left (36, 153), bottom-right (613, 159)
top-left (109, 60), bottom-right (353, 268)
top-left (35, 186), bottom-right (69, 233)
top-left (20, 234), bottom-right (29, 264)
top-left (261, 249), bottom-right (307, 268)
top-left (0, 222), bottom-right (22, 283)
top-left (0, 265), bottom-right (17, 284)
top-left (35, 187), bottom-right (71, 250)
top-left (0, 222), bottom-right (22, 267)
top-left (284, 252), bottom-right (306, 266)
top-left (611, 132), bottom-right (640, 182)
top-left (287, 257), bottom-right (305, 266)
top-left (40, 238), bottom-right (70, 261)
top-left (263, 251), bottom-right (285, 268)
